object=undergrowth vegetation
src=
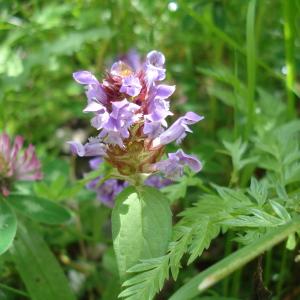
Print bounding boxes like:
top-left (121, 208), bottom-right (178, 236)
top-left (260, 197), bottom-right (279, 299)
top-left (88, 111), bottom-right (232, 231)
top-left (0, 1), bottom-right (299, 300)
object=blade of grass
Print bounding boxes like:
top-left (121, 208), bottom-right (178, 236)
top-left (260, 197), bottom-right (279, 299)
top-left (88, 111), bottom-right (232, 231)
top-left (169, 217), bottom-right (300, 300)
top-left (283, 0), bottom-right (296, 118)
top-left (0, 283), bottom-right (30, 298)
top-left (245, 0), bottom-right (257, 138)
top-left (178, 0), bottom-right (284, 83)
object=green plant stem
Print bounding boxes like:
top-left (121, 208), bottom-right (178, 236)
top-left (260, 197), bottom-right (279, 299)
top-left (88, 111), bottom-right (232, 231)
top-left (222, 231), bottom-right (234, 296)
top-left (169, 217), bottom-right (300, 300)
top-left (246, 0), bottom-right (256, 138)
top-left (264, 248), bottom-right (272, 286)
top-left (283, 0), bottom-right (296, 118)
top-left (0, 283), bottom-right (30, 298)
top-left (231, 264), bottom-right (242, 297)
top-left (275, 244), bottom-right (288, 299)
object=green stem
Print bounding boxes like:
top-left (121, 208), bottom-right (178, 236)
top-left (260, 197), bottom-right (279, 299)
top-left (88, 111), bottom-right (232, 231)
top-left (264, 248), bottom-right (272, 286)
top-left (275, 244), bottom-right (288, 299)
top-left (222, 231), bottom-right (234, 296)
top-left (283, 0), bottom-right (296, 118)
top-left (245, 0), bottom-right (256, 138)
top-left (169, 217), bottom-right (300, 300)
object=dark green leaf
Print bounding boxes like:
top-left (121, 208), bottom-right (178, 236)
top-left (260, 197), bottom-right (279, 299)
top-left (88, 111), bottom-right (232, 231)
top-left (0, 198), bottom-right (17, 255)
top-left (8, 194), bottom-right (72, 225)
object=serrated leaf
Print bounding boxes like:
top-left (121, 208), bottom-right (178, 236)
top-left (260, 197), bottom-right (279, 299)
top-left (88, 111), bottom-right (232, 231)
top-left (0, 198), bottom-right (17, 256)
top-left (112, 186), bottom-right (172, 279)
top-left (270, 200), bottom-right (291, 221)
top-left (8, 194), bottom-right (72, 225)
top-left (248, 177), bottom-right (268, 206)
top-left (187, 218), bottom-right (220, 264)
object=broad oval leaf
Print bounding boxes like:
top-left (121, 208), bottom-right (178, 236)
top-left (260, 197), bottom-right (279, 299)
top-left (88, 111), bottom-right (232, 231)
top-left (8, 194), bottom-right (72, 225)
top-left (112, 186), bottom-right (172, 279)
top-left (0, 198), bottom-right (17, 255)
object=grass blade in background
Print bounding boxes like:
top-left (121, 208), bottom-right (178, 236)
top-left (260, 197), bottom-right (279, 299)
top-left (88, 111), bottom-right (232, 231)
top-left (246, 0), bottom-right (257, 138)
top-left (10, 223), bottom-right (75, 300)
top-left (169, 217), bottom-right (300, 300)
top-left (283, 0), bottom-right (296, 118)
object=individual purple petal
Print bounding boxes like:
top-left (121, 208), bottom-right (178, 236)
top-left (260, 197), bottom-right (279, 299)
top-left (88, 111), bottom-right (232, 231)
top-left (91, 112), bottom-right (110, 130)
top-left (146, 51), bottom-right (165, 67)
top-left (73, 71), bottom-right (99, 85)
top-left (89, 157), bottom-right (103, 170)
top-left (68, 139), bottom-right (107, 157)
top-left (120, 75), bottom-right (142, 97)
top-left (152, 112), bottom-right (204, 147)
top-left (86, 176), bottom-right (128, 208)
top-left (154, 149), bottom-right (202, 179)
top-left (145, 175), bottom-right (172, 188)
top-left (83, 101), bottom-right (106, 113)
top-left (143, 120), bottom-right (165, 138)
top-left (155, 85), bottom-right (176, 99)
top-left (86, 85), bottom-right (107, 104)
top-left (144, 50), bottom-right (166, 84)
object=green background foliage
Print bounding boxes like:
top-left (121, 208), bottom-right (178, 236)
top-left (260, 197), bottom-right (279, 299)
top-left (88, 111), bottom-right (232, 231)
top-left (0, 0), bottom-right (300, 299)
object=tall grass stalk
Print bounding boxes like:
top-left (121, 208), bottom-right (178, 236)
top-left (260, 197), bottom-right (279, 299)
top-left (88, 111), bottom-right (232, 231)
top-left (245, 0), bottom-right (256, 138)
top-left (283, 0), bottom-right (296, 118)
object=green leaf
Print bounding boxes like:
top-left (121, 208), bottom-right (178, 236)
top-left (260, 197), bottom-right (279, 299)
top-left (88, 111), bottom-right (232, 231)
top-left (10, 223), bottom-right (75, 300)
top-left (112, 186), bottom-right (172, 279)
top-left (248, 177), bottom-right (268, 206)
top-left (169, 217), bottom-right (300, 300)
top-left (8, 194), bottom-right (72, 225)
top-left (270, 200), bottom-right (291, 221)
top-left (0, 198), bottom-right (17, 255)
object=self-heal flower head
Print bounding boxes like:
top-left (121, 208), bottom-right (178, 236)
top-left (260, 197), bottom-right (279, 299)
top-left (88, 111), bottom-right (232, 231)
top-left (0, 133), bottom-right (42, 197)
top-left (69, 50), bottom-right (203, 180)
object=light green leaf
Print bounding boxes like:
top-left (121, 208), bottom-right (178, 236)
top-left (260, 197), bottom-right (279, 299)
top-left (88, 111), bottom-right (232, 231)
top-left (248, 177), bottom-right (268, 206)
top-left (112, 186), bottom-right (172, 279)
top-left (10, 223), bottom-right (75, 300)
top-left (8, 194), bottom-right (72, 225)
top-left (0, 198), bottom-right (17, 255)
top-left (270, 200), bottom-right (291, 221)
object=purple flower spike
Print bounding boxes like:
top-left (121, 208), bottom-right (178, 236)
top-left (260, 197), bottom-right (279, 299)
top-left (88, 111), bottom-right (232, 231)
top-left (152, 112), bottom-right (204, 147)
top-left (68, 138), bottom-right (107, 157)
top-left (120, 75), bottom-right (142, 97)
top-left (154, 149), bottom-right (202, 179)
top-left (70, 49), bottom-right (203, 179)
top-left (73, 71), bottom-right (99, 85)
